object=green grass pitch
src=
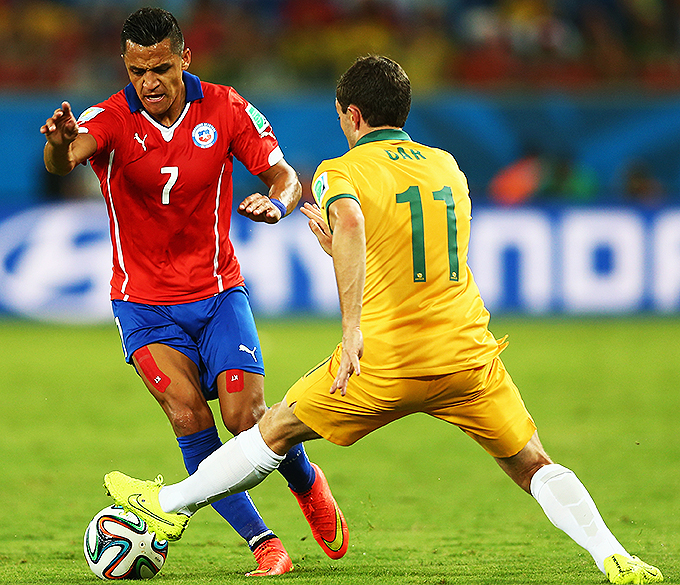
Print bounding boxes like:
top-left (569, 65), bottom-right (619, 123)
top-left (0, 316), bottom-right (678, 584)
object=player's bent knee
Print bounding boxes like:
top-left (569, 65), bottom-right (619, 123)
top-left (156, 389), bottom-right (215, 436)
top-left (222, 409), bottom-right (263, 436)
top-left (220, 397), bottom-right (266, 435)
top-left (168, 405), bottom-right (215, 437)
top-left (496, 432), bottom-right (553, 493)
top-left (258, 401), bottom-right (316, 455)
top-left (218, 369), bottom-right (267, 434)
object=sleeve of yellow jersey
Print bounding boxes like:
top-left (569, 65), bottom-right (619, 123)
top-left (311, 161), bottom-right (361, 228)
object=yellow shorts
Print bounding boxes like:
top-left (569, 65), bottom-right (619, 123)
top-left (285, 344), bottom-right (536, 458)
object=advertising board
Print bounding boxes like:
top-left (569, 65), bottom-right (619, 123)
top-left (0, 202), bottom-right (678, 322)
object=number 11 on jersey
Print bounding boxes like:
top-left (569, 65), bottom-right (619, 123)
top-left (396, 185), bottom-right (459, 283)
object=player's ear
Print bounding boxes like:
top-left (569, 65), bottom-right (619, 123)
top-left (181, 47), bottom-right (191, 70)
top-left (347, 105), bottom-right (362, 130)
top-left (120, 39), bottom-right (130, 61)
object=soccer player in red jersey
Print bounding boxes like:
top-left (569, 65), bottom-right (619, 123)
top-left (41, 7), bottom-right (346, 576)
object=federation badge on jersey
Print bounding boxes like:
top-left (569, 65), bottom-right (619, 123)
top-left (245, 103), bottom-right (271, 136)
top-left (312, 172), bottom-right (329, 205)
top-left (77, 107), bottom-right (105, 123)
top-left (192, 122), bottom-right (218, 149)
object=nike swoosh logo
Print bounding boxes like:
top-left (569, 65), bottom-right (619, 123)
top-left (321, 504), bottom-right (344, 552)
top-left (247, 569), bottom-right (272, 576)
top-left (127, 494), bottom-right (174, 527)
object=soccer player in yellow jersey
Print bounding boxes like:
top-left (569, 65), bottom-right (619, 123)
top-left (105, 56), bottom-right (663, 584)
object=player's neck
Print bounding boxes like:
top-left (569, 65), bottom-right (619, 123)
top-left (350, 125), bottom-right (399, 148)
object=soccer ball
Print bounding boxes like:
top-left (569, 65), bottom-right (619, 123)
top-left (83, 505), bottom-right (168, 580)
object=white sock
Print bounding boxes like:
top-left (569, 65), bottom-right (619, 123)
top-left (158, 425), bottom-right (284, 515)
top-left (530, 463), bottom-right (629, 573)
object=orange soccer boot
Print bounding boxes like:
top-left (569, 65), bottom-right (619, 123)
top-left (246, 537), bottom-right (293, 577)
top-left (291, 463), bottom-right (349, 560)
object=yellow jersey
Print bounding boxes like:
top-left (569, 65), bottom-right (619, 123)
top-left (312, 129), bottom-right (503, 377)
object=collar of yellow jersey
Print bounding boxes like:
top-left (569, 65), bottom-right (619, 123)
top-left (354, 128), bottom-right (411, 147)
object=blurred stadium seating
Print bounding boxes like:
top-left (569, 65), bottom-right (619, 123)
top-left (3, 0), bottom-right (680, 204)
top-left (2, 0), bottom-right (680, 94)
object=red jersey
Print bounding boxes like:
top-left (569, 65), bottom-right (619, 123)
top-left (77, 72), bottom-right (283, 304)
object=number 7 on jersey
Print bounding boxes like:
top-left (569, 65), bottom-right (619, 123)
top-left (160, 166), bottom-right (179, 205)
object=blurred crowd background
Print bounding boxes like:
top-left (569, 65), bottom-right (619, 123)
top-left (1, 0), bottom-right (679, 320)
top-left (2, 0), bottom-right (680, 206)
top-left (4, 0), bottom-right (680, 94)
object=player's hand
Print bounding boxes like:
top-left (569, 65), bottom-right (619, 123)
top-left (238, 193), bottom-right (284, 224)
top-left (301, 202), bottom-right (332, 256)
top-left (330, 327), bottom-right (363, 396)
top-left (40, 101), bottom-right (79, 147)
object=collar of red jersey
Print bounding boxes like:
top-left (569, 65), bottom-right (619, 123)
top-left (123, 71), bottom-right (204, 113)
top-left (354, 128), bottom-right (411, 148)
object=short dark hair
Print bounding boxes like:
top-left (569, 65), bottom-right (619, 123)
top-left (336, 55), bottom-right (411, 128)
top-left (121, 7), bottom-right (184, 55)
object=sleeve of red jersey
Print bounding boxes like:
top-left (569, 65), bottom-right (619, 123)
top-left (227, 89), bottom-right (284, 176)
top-left (75, 98), bottom-right (123, 158)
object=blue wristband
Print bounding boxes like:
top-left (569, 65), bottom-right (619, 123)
top-left (270, 198), bottom-right (287, 218)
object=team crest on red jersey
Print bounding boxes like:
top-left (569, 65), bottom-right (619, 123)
top-left (192, 122), bottom-right (218, 148)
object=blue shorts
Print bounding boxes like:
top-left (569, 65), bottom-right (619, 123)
top-left (112, 287), bottom-right (264, 401)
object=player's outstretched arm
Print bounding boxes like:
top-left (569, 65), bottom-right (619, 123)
top-left (41, 101), bottom-right (96, 175)
top-left (327, 197), bottom-right (365, 396)
top-left (240, 159), bottom-right (302, 223)
top-left (301, 202), bottom-right (332, 256)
